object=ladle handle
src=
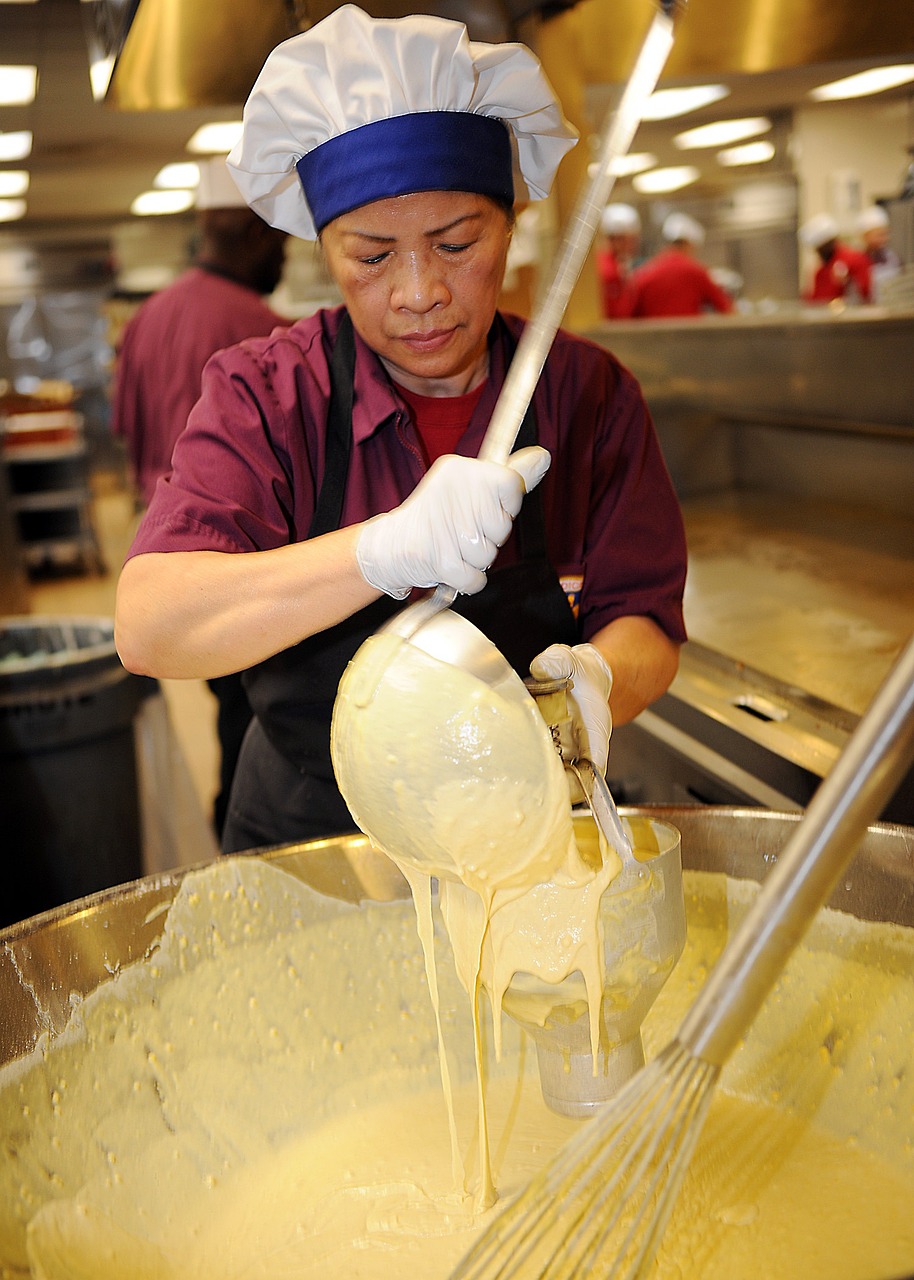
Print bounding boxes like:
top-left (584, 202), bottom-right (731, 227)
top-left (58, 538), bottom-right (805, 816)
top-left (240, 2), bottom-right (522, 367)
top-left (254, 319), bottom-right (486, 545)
top-left (569, 759), bottom-right (635, 861)
top-left (678, 632), bottom-right (914, 1067)
top-left (477, 7), bottom-right (676, 466)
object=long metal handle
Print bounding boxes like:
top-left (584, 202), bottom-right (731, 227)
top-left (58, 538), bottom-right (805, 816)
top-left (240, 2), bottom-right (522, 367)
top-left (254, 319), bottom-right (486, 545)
top-left (477, 7), bottom-right (676, 465)
top-left (678, 632), bottom-right (914, 1066)
top-left (569, 758), bottom-right (635, 861)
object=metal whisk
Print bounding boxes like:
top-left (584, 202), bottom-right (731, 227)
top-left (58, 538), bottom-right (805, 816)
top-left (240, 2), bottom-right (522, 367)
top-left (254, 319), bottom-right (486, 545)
top-left (451, 632), bottom-right (914, 1280)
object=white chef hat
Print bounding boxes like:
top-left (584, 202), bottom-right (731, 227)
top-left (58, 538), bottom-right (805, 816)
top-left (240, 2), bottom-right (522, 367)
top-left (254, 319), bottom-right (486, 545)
top-left (195, 156), bottom-right (248, 210)
top-left (799, 212), bottom-right (839, 249)
top-left (227, 4), bottom-right (577, 240)
top-left (857, 204), bottom-right (889, 234)
top-left (600, 203), bottom-right (641, 236)
top-left (662, 211), bottom-right (705, 245)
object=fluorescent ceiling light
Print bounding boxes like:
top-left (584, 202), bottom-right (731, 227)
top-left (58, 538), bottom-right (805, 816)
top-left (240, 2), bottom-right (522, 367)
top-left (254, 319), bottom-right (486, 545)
top-left (587, 152), bottom-right (657, 181)
top-left (0, 65), bottom-right (38, 106)
top-left (0, 170), bottom-right (29, 197)
top-left (810, 64), bottom-right (914, 100)
top-left (186, 123), bottom-right (243, 154)
top-left (0, 130), bottom-right (32, 161)
top-left (611, 151), bottom-right (657, 176)
top-left (131, 190), bottom-right (196, 217)
top-left (0, 198), bottom-right (27, 222)
top-left (717, 140), bottom-right (776, 167)
top-left (633, 165), bottom-right (700, 194)
top-left (155, 162), bottom-right (201, 190)
top-left (675, 116), bottom-right (771, 149)
top-left (641, 84), bottom-right (729, 122)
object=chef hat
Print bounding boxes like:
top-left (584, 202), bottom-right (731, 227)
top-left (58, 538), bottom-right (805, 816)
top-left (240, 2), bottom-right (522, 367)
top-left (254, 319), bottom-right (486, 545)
top-left (857, 204), bottom-right (889, 234)
top-left (600, 203), bottom-right (641, 236)
top-left (662, 211), bottom-right (705, 245)
top-left (195, 156), bottom-right (248, 210)
top-left (227, 4), bottom-right (577, 240)
top-left (799, 212), bottom-right (839, 249)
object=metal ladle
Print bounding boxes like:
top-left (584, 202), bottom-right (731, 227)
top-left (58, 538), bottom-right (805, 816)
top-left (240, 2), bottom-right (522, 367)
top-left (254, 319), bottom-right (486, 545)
top-left (331, 3), bottom-right (680, 872)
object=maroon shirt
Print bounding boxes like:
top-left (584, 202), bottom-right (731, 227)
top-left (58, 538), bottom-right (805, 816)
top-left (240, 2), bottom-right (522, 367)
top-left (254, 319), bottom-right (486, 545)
top-left (621, 248), bottom-right (733, 319)
top-left (129, 306), bottom-right (687, 646)
top-left (112, 267), bottom-right (288, 503)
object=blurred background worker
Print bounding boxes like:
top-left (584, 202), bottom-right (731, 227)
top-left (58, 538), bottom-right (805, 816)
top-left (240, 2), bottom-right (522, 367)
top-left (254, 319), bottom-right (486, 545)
top-left (621, 211), bottom-right (733, 319)
top-left (111, 156), bottom-right (291, 840)
top-left (799, 212), bottom-right (872, 305)
top-left (595, 202), bottom-right (641, 319)
top-left (857, 204), bottom-right (902, 302)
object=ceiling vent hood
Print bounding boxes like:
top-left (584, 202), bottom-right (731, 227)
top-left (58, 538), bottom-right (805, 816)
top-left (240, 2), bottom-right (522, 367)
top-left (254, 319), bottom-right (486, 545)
top-left (84, 0), bottom-right (914, 113)
top-left (83, 0), bottom-right (583, 112)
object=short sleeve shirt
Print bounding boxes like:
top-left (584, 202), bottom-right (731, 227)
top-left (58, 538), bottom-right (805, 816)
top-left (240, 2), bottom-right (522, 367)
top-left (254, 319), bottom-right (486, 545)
top-left (129, 306), bottom-right (687, 645)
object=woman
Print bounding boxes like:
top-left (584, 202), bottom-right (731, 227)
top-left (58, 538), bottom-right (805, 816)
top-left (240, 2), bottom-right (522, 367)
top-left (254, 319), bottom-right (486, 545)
top-left (115, 5), bottom-right (687, 853)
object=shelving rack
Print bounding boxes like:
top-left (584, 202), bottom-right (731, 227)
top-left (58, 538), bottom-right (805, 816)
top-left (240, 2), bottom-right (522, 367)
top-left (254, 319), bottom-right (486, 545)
top-left (0, 399), bottom-right (104, 576)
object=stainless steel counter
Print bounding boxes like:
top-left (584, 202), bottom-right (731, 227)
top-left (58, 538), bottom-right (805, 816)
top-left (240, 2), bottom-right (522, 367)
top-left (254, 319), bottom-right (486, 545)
top-left (682, 491), bottom-right (914, 717)
top-left (582, 311), bottom-right (914, 819)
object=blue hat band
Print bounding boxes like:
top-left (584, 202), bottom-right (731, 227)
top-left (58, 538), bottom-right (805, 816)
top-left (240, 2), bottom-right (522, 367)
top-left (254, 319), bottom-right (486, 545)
top-left (296, 111), bottom-right (513, 232)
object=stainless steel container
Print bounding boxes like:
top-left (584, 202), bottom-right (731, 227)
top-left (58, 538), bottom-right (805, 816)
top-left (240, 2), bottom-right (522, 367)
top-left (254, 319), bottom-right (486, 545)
top-left (4, 806), bottom-right (911, 1067)
top-left (1, 806), bottom-right (912, 1278)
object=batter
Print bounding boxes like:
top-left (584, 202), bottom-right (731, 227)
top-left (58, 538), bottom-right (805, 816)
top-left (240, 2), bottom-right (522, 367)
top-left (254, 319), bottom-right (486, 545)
top-left (332, 631), bottom-right (623, 1199)
top-left (1, 859), bottom-right (914, 1279)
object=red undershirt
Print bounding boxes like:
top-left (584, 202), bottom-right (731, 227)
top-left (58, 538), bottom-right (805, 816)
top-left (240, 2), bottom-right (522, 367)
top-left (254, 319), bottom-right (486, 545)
top-left (395, 380), bottom-right (486, 465)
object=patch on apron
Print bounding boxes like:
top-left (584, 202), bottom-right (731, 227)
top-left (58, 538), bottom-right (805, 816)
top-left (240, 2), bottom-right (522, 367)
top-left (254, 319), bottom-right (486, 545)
top-left (560, 574), bottom-right (583, 620)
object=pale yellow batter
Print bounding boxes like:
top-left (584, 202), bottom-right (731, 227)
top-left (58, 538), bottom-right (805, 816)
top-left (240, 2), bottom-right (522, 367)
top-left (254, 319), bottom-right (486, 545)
top-left (1, 859), bottom-right (914, 1279)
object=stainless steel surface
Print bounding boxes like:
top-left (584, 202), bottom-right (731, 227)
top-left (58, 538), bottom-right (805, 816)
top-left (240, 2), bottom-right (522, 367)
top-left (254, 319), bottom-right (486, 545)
top-left (98, 0), bottom-right (914, 112)
top-left (682, 496), bottom-right (914, 715)
top-left (584, 309), bottom-right (914, 816)
top-left (574, 0), bottom-right (914, 81)
top-left (585, 311), bottom-right (914, 435)
top-left (680, 631), bottom-right (914, 1064)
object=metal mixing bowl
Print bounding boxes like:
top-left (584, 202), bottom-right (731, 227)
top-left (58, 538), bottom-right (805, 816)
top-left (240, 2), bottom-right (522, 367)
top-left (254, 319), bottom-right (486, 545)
top-left (1, 806), bottom-right (912, 1280)
top-left (2, 806), bottom-right (912, 1066)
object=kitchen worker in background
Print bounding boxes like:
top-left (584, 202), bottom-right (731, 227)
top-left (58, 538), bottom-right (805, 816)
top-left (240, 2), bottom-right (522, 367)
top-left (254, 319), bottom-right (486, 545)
top-left (621, 211), bottom-right (733, 318)
top-left (111, 155), bottom-right (291, 839)
top-left (857, 204), bottom-right (901, 302)
top-left (799, 212), bottom-right (872, 305)
top-left (595, 202), bottom-right (641, 320)
top-left (115, 5), bottom-right (687, 855)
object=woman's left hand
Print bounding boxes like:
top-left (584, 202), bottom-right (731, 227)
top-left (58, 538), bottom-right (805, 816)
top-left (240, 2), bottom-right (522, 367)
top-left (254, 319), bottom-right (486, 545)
top-left (529, 643), bottom-right (614, 774)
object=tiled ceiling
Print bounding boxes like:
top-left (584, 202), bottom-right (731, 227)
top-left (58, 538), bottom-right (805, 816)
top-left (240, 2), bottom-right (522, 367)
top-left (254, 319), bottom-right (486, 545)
top-left (2, 0), bottom-right (913, 244)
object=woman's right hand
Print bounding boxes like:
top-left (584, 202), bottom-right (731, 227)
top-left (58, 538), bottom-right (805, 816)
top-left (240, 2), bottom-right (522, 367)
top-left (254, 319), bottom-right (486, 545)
top-left (356, 447), bottom-right (551, 599)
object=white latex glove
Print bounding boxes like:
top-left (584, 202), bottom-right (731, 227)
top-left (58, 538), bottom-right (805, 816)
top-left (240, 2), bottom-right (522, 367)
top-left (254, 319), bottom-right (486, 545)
top-left (529, 642), bottom-right (614, 775)
top-left (356, 446), bottom-right (551, 599)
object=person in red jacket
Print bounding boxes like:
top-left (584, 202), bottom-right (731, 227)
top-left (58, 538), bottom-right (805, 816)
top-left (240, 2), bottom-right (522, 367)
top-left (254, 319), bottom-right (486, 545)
top-left (595, 203), bottom-right (641, 319)
top-left (621, 212), bottom-right (733, 319)
top-left (799, 212), bottom-right (872, 305)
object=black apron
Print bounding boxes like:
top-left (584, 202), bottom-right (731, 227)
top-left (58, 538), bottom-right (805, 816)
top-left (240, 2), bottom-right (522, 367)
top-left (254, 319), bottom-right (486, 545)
top-left (223, 313), bottom-right (578, 852)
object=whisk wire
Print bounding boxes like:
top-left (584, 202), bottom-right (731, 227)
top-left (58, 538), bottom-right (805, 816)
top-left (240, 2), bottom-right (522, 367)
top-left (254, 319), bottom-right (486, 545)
top-left (452, 1044), bottom-right (718, 1280)
top-left (555, 1046), bottom-right (717, 1280)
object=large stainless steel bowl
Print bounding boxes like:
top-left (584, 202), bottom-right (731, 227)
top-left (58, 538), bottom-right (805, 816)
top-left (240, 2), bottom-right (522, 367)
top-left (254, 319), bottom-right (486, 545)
top-left (3, 806), bottom-right (911, 1067)
top-left (1, 806), bottom-right (913, 1279)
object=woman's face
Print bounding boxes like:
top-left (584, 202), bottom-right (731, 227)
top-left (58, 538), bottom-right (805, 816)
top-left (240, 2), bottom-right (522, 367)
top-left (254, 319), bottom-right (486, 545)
top-left (321, 190), bottom-right (512, 396)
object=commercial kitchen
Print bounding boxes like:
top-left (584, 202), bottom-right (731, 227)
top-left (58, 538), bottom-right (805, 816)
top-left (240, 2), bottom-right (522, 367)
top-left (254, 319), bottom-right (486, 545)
top-left (1, 1), bottom-right (914, 1277)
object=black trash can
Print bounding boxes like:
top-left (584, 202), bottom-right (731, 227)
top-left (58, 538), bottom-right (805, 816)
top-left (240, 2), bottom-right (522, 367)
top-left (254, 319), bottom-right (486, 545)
top-left (0, 616), bottom-right (155, 928)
